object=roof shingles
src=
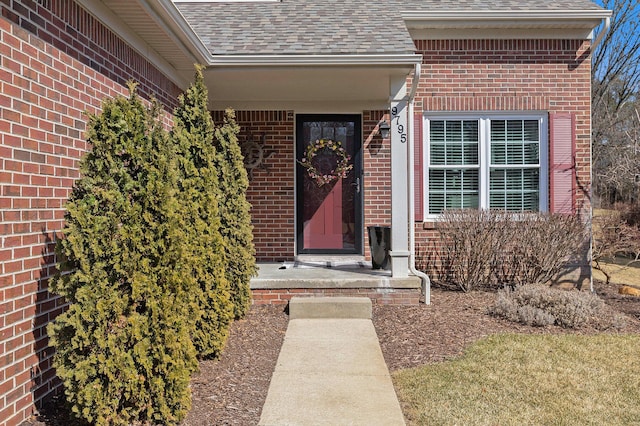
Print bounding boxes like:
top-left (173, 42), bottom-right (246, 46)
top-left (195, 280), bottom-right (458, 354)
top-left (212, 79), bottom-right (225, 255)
top-left (175, 0), bottom-right (606, 56)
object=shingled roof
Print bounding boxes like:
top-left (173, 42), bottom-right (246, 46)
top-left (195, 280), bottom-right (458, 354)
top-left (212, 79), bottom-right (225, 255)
top-left (174, 0), bottom-right (606, 56)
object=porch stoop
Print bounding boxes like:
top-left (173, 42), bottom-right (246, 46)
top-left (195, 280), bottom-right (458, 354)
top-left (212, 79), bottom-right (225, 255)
top-left (288, 296), bottom-right (372, 319)
top-left (251, 262), bottom-right (422, 305)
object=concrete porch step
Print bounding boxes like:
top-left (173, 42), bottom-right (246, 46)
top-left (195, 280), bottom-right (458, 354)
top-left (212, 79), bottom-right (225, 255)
top-left (289, 296), bottom-right (372, 319)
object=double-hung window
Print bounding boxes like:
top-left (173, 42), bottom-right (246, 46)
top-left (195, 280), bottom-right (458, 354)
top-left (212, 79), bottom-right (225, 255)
top-left (425, 114), bottom-right (548, 216)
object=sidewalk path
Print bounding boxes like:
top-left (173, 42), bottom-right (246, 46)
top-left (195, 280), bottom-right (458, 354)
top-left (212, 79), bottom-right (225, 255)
top-left (258, 297), bottom-right (406, 426)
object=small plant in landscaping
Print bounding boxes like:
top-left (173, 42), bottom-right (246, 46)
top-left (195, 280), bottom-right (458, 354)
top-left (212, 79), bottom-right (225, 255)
top-left (48, 86), bottom-right (198, 425)
top-left (489, 285), bottom-right (625, 330)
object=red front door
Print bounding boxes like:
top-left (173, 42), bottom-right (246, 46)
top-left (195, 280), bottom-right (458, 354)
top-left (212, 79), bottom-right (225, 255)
top-left (296, 115), bottom-right (362, 254)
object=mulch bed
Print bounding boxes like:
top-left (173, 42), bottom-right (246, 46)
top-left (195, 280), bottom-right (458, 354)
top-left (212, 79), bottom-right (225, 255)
top-left (28, 280), bottom-right (640, 425)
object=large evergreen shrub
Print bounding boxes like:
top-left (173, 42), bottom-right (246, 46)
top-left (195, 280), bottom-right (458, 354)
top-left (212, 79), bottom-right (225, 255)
top-left (213, 107), bottom-right (256, 318)
top-left (172, 66), bottom-right (234, 358)
top-left (48, 87), bottom-right (198, 425)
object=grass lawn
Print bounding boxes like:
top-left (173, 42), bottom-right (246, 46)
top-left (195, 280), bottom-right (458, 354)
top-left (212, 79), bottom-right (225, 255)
top-left (593, 261), bottom-right (640, 287)
top-left (393, 334), bottom-right (640, 425)
top-left (593, 208), bottom-right (640, 288)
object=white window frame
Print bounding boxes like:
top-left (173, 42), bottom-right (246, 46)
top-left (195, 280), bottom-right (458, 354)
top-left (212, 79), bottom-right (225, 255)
top-left (423, 112), bottom-right (549, 219)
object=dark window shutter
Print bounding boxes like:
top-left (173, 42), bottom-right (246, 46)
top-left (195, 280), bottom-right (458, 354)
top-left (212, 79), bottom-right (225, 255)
top-left (414, 113), bottom-right (424, 221)
top-left (549, 113), bottom-right (575, 214)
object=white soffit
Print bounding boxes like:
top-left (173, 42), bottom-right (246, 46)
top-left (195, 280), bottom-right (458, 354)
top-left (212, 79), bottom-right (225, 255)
top-left (77, 0), bottom-right (194, 87)
top-left (202, 66), bottom-right (412, 111)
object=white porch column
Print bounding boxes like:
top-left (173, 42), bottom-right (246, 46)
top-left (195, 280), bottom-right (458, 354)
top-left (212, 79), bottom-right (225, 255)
top-left (389, 76), bottom-right (410, 278)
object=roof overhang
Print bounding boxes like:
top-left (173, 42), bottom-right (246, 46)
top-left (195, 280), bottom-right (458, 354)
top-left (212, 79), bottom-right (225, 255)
top-left (403, 9), bottom-right (613, 40)
top-left (202, 63), bottom-right (418, 111)
top-left (203, 54), bottom-right (421, 111)
top-left (80, 1), bottom-right (611, 109)
top-left (78, 0), bottom-right (212, 89)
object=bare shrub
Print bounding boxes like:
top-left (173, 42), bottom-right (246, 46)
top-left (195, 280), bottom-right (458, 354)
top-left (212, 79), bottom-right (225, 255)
top-left (435, 209), bottom-right (506, 292)
top-left (489, 285), bottom-right (626, 330)
top-left (428, 210), bottom-right (586, 291)
top-left (496, 213), bottom-right (586, 287)
top-left (416, 240), bottom-right (458, 290)
top-left (592, 205), bottom-right (640, 284)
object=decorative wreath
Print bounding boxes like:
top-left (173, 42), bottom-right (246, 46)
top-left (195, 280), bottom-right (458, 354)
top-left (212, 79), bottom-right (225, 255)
top-left (298, 139), bottom-right (353, 187)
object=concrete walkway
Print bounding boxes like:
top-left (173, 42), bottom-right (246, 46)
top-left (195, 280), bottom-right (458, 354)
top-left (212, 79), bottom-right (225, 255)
top-left (258, 297), bottom-right (406, 426)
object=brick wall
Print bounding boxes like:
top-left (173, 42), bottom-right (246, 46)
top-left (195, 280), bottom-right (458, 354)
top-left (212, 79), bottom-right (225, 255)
top-left (362, 110), bottom-right (391, 260)
top-left (215, 111), bottom-right (296, 262)
top-left (252, 288), bottom-right (420, 305)
top-left (412, 39), bottom-right (593, 285)
top-left (413, 39), bottom-right (591, 215)
top-left (221, 110), bottom-right (394, 262)
top-left (0, 1), bottom-right (180, 424)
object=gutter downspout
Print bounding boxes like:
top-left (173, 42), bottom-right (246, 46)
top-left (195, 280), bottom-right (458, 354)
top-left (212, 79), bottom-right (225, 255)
top-left (591, 15), bottom-right (611, 51)
top-left (406, 63), bottom-right (431, 304)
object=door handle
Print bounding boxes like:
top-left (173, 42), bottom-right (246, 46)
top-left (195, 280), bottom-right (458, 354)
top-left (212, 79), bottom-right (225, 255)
top-left (351, 177), bottom-right (361, 194)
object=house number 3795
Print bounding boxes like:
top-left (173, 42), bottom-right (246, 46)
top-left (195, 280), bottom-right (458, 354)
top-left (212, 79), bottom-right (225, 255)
top-left (391, 106), bottom-right (407, 144)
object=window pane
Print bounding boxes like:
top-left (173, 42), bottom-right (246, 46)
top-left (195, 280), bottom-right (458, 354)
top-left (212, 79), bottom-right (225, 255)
top-left (463, 143), bottom-right (479, 164)
top-left (524, 120), bottom-right (539, 141)
top-left (429, 169), bottom-right (445, 191)
top-left (489, 168), bottom-right (539, 211)
top-left (524, 143), bottom-right (539, 164)
top-left (431, 143), bottom-right (445, 164)
top-left (491, 143), bottom-right (506, 165)
top-left (429, 169), bottom-right (479, 214)
top-left (430, 120), bottom-right (478, 166)
top-left (430, 120), bottom-right (445, 142)
top-left (506, 120), bottom-right (522, 141)
top-left (491, 119), bottom-right (540, 166)
top-left (491, 120), bottom-right (506, 142)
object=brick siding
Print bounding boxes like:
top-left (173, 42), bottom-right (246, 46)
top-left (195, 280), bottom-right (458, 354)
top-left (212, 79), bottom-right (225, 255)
top-left (413, 39), bottom-right (593, 285)
top-left (213, 110), bottom-right (296, 262)
top-left (363, 110), bottom-right (391, 261)
top-left (252, 288), bottom-right (420, 305)
top-left (0, 1), bottom-right (180, 424)
top-left (0, 2), bottom-right (596, 421)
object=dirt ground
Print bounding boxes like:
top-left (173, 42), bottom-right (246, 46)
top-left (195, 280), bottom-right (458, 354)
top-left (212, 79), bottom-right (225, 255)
top-left (28, 280), bottom-right (640, 425)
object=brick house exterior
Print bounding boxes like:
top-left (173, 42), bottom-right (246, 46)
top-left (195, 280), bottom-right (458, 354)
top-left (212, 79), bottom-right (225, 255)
top-left (0, 1), bottom-right (186, 424)
top-left (0, 0), bottom-right (608, 424)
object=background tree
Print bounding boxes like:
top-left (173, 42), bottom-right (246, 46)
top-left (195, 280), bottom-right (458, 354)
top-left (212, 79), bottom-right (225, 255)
top-left (592, 0), bottom-right (640, 205)
top-left (214, 108), bottom-right (257, 318)
top-left (48, 86), bottom-right (198, 425)
top-left (172, 67), bottom-right (234, 358)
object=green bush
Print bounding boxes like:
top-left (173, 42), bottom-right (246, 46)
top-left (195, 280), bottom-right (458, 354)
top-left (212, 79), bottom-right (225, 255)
top-left (489, 285), bottom-right (625, 330)
top-left (48, 86), bottom-right (198, 425)
top-left (172, 66), bottom-right (234, 358)
top-left (213, 108), bottom-right (256, 318)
